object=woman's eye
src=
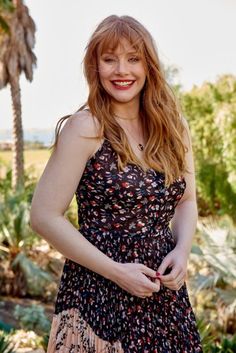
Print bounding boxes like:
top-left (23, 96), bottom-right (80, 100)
top-left (103, 58), bottom-right (115, 63)
top-left (129, 57), bottom-right (140, 63)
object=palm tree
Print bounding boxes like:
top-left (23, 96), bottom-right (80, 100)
top-left (0, 0), bottom-right (36, 191)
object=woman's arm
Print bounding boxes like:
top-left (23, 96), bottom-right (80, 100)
top-left (30, 111), bottom-right (118, 281)
top-left (171, 117), bottom-right (198, 255)
top-left (156, 117), bottom-right (198, 290)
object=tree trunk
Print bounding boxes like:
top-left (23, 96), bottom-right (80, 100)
top-left (10, 75), bottom-right (25, 191)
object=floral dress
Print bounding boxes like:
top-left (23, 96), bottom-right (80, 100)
top-left (47, 138), bottom-right (203, 353)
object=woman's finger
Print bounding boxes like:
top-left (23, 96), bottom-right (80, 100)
top-left (175, 274), bottom-right (185, 286)
top-left (159, 273), bottom-right (186, 290)
top-left (168, 277), bottom-right (185, 290)
top-left (158, 267), bottom-right (182, 284)
top-left (139, 293), bottom-right (152, 298)
top-left (177, 276), bottom-right (186, 288)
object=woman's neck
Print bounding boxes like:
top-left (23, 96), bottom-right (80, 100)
top-left (112, 101), bottom-right (140, 121)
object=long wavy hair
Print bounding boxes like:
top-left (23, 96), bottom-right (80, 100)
top-left (50, 15), bottom-right (187, 186)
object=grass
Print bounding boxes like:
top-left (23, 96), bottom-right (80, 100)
top-left (0, 149), bottom-right (51, 178)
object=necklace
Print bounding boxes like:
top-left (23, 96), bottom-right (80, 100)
top-left (121, 122), bottom-right (145, 152)
top-left (113, 114), bottom-right (145, 151)
top-left (114, 113), bottom-right (138, 121)
top-left (137, 143), bottom-right (145, 151)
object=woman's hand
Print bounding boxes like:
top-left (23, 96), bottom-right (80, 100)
top-left (112, 262), bottom-right (161, 298)
top-left (154, 247), bottom-right (189, 291)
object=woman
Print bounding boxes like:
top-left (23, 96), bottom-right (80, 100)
top-left (30, 15), bottom-right (203, 353)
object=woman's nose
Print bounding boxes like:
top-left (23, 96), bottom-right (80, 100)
top-left (114, 60), bottom-right (129, 75)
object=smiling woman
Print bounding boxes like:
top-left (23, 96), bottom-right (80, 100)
top-left (30, 14), bottom-right (203, 353)
top-left (98, 39), bottom-right (146, 106)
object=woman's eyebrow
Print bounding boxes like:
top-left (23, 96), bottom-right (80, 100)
top-left (100, 51), bottom-right (114, 55)
top-left (102, 50), bottom-right (138, 55)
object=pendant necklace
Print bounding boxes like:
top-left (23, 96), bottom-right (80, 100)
top-left (114, 114), bottom-right (145, 151)
top-left (125, 127), bottom-right (145, 151)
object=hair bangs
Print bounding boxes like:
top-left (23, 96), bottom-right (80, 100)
top-left (97, 21), bottom-right (144, 58)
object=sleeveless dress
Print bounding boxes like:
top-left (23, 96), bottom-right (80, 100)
top-left (47, 138), bottom-right (203, 353)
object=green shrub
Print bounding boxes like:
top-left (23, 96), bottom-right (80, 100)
top-left (14, 304), bottom-right (50, 335)
top-left (197, 317), bottom-right (216, 352)
top-left (181, 75), bottom-right (236, 221)
top-left (0, 331), bottom-right (15, 353)
top-left (208, 334), bottom-right (236, 352)
top-left (190, 217), bottom-right (236, 335)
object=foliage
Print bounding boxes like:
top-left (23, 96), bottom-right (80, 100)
top-left (0, 168), bottom-right (11, 200)
top-left (41, 333), bottom-right (49, 350)
top-left (0, 199), bottom-right (36, 255)
top-left (181, 75), bottom-right (236, 221)
top-left (0, 321), bottom-right (13, 335)
top-left (0, 331), bottom-right (15, 353)
top-left (0, 168), bottom-right (54, 297)
top-left (0, 0), bottom-right (14, 33)
top-left (197, 317), bottom-right (236, 352)
top-left (11, 253), bottom-right (52, 297)
top-left (8, 329), bottom-right (43, 350)
top-left (190, 217), bottom-right (236, 334)
top-left (0, 0), bottom-right (37, 191)
top-left (208, 335), bottom-right (236, 352)
top-left (0, 169), bottom-right (39, 257)
top-left (0, 0), bottom-right (14, 11)
top-left (14, 304), bottom-right (50, 335)
top-left (196, 317), bottom-right (216, 352)
top-left (9, 304), bottom-right (50, 350)
top-left (0, 166), bottom-right (36, 202)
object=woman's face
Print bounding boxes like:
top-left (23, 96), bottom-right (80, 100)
top-left (97, 38), bottom-right (146, 105)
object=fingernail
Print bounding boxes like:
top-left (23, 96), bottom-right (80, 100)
top-left (156, 272), bottom-right (161, 277)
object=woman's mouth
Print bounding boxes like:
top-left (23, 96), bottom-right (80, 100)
top-left (111, 80), bottom-right (135, 90)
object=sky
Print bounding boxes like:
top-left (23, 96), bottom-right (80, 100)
top-left (0, 0), bottom-right (236, 130)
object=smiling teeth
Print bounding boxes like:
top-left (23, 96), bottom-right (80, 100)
top-left (113, 81), bottom-right (133, 86)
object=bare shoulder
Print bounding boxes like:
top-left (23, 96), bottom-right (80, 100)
top-left (56, 110), bottom-right (103, 158)
top-left (178, 115), bottom-right (196, 203)
top-left (63, 110), bottom-right (101, 138)
top-left (180, 115), bottom-right (191, 145)
top-left (180, 115), bottom-right (190, 131)
top-left (30, 110), bottom-right (103, 220)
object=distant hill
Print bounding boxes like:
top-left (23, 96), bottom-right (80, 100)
top-left (0, 128), bottom-right (55, 146)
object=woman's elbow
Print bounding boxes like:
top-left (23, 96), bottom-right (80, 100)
top-left (30, 204), bottom-right (63, 234)
top-left (30, 207), bottom-right (44, 232)
top-left (178, 198), bottom-right (198, 213)
top-left (30, 203), bottom-right (51, 233)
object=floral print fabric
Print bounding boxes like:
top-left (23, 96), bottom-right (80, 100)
top-left (47, 138), bottom-right (203, 352)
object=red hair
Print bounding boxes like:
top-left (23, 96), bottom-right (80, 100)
top-left (51, 15), bottom-right (187, 185)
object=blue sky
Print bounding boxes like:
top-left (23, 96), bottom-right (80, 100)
top-left (1, 0), bottom-right (236, 129)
